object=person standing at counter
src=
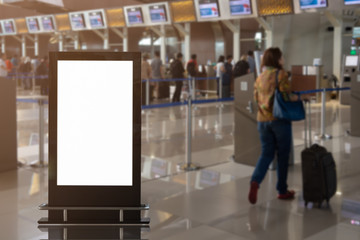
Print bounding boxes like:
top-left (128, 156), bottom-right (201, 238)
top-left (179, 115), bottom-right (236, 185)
top-left (151, 51), bottom-right (164, 99)
top-left (214, 55), bottom-right (225, 97)
top-left (248, 47), bottom-right (308, 204)
top-left (171, 53), bottom-right (185, 103)
top-left (247, 50), bottom-right (256, 73)
top-left (222, 55), bottom-right (233, 98)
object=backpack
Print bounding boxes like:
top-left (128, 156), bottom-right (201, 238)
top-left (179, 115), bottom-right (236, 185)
top-left (233, 60), bottom-right (249, 78)
top-left (186, 62), bottom-right (196, 77)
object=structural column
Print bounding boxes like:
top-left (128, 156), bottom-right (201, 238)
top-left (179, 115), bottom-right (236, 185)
top-left (151, 25), bottom-right (166, 64)
top-left (110, 27), bottom-right (128, 52)
top-left (104, 28), bottom-right (109, 50)
top-left (21, 35), bottom-right (26, 57)
top-left (58, 33), bottom-right (64, 51)
top-left (160, 24), bottom-right (166, 64)
top-left (123, 28), bottom-right (128, 52)
top-left (222, 20), bottom-right (241, 62)
top-left (34, 34), bottom-right (39, 56)
top-left (184, 23), bottom-right (190, 63)
top-left (174, 23), bottom-right (191, 63)
top-left (325, 11), bottom-right (343, 81)
top-left (74, 33), bottom-right (80, 50)
top-left (256, 17), bottom-right (273, 49)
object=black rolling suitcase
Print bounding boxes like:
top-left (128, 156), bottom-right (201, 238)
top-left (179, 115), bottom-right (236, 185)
top-left (301, 101), bottom-right (337, 207)
top-left (158, 81), bottom-right (170, 99)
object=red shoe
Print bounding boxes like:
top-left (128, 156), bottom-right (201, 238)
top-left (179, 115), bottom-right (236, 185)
top-left (278, 190), bottom-right (295, 200)
top-left (248, 181), bottom-right (259, 204)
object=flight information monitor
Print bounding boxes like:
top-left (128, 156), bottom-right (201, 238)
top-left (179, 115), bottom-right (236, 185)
top-left (41, 16), bottom-right (55, 31)
top-left (88, 11), bottom-right (105, 28)
top-left (198, 0), bottom-right (220, 18)
top-left (229, 0), bottom-right (252, 15)
top-left (345, 55), bottom-right (359, 67)
top-left (300, 0), bottom-right (327, 9)
top-left (3, 21), bottom-right (15, 34)
top-left (0, 23), bottom-right (2, 34)
top-left (344, 0), bottom-right (360, 5)
top-left (149, 4), bottom-right (167, 23)
top-left (27, 17), bottom-right (40, 32)
top-left (126, 7), bottom-right (144, 25)
top-left (70, 13), bottom-right (86, 30)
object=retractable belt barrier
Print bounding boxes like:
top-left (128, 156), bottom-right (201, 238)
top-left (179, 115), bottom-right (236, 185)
top-left (15, 81), bottom-right (350, 171)
top-left (141, 76), bottom-right (218, 83)
top-left (296, 87), bottom-right (351, 140)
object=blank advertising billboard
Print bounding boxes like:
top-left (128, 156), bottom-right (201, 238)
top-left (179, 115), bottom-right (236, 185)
top-left (57, 60), bottom-right (133, 186)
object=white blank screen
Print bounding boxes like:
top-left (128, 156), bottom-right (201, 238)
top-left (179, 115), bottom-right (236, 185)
top-left (57, 60), bottom-right (133, 186)
top-left (345, 56), bottom-right (359, 67)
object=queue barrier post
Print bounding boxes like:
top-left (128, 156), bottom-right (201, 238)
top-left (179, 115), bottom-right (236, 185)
top-left (146, 79), bottom-right (150, 106)
top-left (315, 88), bottom-right (332, 140)
top-left (31, 97), bottom-right (48, 168)
top-left (179, 94), bottom-right (200, 171)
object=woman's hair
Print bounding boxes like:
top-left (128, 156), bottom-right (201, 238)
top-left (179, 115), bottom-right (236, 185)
top-left (217, 55), bottom-right (225, 63)
top-left (261, 47), bottom-right (283, 69)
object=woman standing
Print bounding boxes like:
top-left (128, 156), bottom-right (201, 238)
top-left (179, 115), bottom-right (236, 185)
top-left (248, 47), bottom-right (307, 204)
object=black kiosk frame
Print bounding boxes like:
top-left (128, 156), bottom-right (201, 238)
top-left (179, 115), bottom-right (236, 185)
top-left (38, 52), bottom-right (149, 228)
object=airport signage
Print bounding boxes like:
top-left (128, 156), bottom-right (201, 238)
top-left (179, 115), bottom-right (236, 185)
top-left (0, 19), bottom-right (17, 35)
top-left (69, 9), bottom-right (107, 31)
top-left (124, 2), bottom-right (171, 27)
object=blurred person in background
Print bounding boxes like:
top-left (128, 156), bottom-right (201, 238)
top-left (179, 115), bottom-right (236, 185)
top-left (151, 51), bottom-right (164, 99)
top-left (214, 55), bottom-right (225, 97)
top-left (247, 50), bottom-right (256, 73)
top-left (19, 56), bottom-right (32, 90)
top-left (233, 55), bottom-right (250, 78)
top-left (5, 55), bottom-right (13, 77)
top-left (36, 56), bottom-right (49, 95)
top-left (170, 53), bottom-right (185, 103)
top-left (222, 55), bottom-right (233, 98)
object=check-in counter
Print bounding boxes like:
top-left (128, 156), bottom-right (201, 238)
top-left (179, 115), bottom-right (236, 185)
top-left (0, 79), bottom-right (17, 173)
top-left (291, 65), bottom-right (330, 102)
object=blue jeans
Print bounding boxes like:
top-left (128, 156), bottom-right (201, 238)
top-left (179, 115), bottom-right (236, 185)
top-left (251, 120), bottom-right (292, 194)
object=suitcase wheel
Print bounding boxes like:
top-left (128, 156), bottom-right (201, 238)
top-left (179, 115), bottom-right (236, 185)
top-left (305, 201), bottom-right (308, 207)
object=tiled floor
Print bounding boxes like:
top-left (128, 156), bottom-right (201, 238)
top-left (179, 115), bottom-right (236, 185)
top-left (1, 90), bottom-right (360, 239)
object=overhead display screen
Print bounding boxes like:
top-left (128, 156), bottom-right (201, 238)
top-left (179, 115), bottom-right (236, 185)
top-left (344, 0), bottom-right (360, 5)
top-left (345, 55), bottom-right (359, 67)
top-left (3, 21), bottom-right (15, 34)
top-left (229, 0), bottom-right (252, 15)
top-left (27, 17), bottom-right (40, 32)
top-left (57, 60), bottom-right (133, 186)
top-left (149, 5), bottom-right (167, 23)
top-left (41, 16), bottom-right (55, 31)
top-left (70, 13), bottom-right (86, 30)
top-left (126, 7), bottom-right (144, 25)
top-left (300, 0), bottom-right (327, 9)
top-left (199, 0), bottom-right (220, 18)
top-left (0, 23), bottom-right (2, 34)
top-left (89, 11), bottom-right (105, 28)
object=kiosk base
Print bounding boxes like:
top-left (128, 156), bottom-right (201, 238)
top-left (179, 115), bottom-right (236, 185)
top-left (38, 225), bottom-right (149, 239)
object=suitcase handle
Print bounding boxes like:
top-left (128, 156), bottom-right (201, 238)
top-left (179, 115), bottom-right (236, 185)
top-left (304, 100), bottom-right (312, 148)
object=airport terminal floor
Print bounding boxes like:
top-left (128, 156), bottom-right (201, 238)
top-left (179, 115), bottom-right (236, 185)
top-left (1, 88), bottom-right (360, 239)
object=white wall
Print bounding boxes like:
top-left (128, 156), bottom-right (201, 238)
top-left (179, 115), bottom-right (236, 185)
top-left (269, 12), bottom-right (354, 77)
